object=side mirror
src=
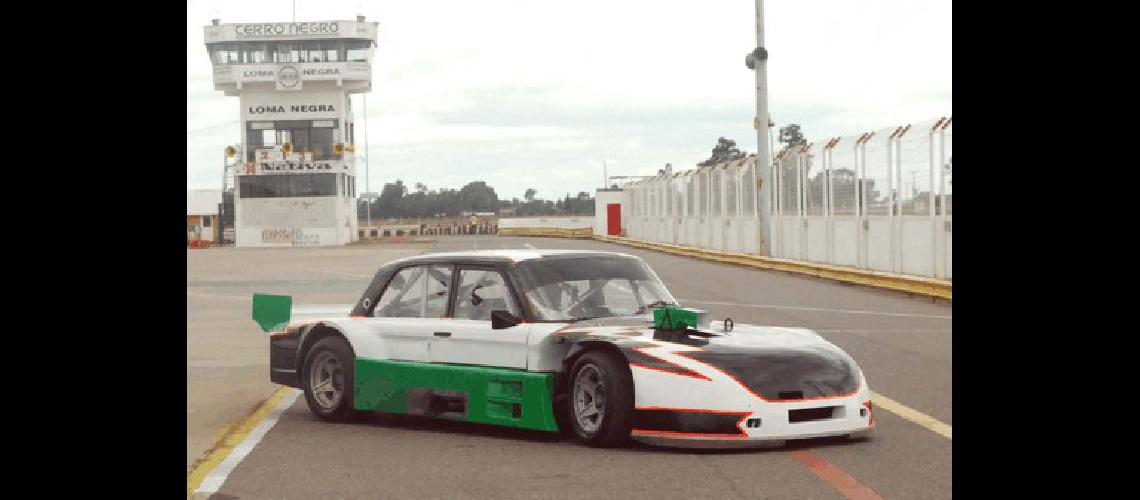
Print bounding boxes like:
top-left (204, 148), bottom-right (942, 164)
top-left (491, 310), bottom-right (522, 330)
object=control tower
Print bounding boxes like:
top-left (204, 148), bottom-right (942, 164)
top-left (204, 17), bottom-right (378, 247)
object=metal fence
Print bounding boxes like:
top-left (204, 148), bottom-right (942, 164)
top-left (624, 156), bottom-right (761, 255)
top-left (619, 115), bottom-right (952, 279)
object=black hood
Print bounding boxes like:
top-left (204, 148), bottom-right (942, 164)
top-left (553, 316), bottom-right (862, 400)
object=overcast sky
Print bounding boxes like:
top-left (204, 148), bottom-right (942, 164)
top-left (187, 0), bottom-right (951, 201)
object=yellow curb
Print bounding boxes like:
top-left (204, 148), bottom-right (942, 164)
top-left (498, 227), bottom-right (594, 239)
top-left (871, 391), bottom-right (952, 440)
top-left (187, 387), bottom-right (293, 496)
top-left (595, 235), bottom-right (951, 301)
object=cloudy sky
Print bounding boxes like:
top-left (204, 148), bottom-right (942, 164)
top-left (187, 0), bottom-right (951, 202)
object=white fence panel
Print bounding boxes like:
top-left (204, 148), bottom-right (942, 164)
top-left (780, 219), bottom-right (803, 260)
top-left (609, 115), bottom-right (950, 280)
top-left (865, 217), bottom-right (893, 272)
top-left (900, 217), bottom-right (935, 276)
top-left (832, 218), bottom-right (860, 266)
top-left (805, 218), bottom-right (828, 263)
top-left (941, 121), bottom-right (952, 279)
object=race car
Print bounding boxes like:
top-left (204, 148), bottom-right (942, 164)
top-left (253, 250), bottom-right (874, 448)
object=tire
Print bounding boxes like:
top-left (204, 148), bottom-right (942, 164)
top-left (566, 350), bottom-right (634, 447)
top-left (301, 336), bottom-right (357, 422)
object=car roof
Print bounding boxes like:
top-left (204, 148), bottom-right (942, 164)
top-left (387, 249), bottom-right (638, 266)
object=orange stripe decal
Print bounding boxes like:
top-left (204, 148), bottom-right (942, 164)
top-left (630, 347), bottom-right (711, 381)
top-left (631, 429), bottom-right (747, 439)
top-left (787, 450), bottom-right (883, 500)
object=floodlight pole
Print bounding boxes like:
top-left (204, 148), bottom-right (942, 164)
top-left (751, 0), bottom-right (773, 256)
top-left (364, 94), bottom-right (372, 235)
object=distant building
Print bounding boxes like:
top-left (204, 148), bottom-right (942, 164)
top-left (188, 189), bottom-right (224, 243)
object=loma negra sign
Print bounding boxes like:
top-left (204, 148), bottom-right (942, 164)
top-left (248, 104), bottom-right (336, 114)
top-left (236, 22), bottom-right (340, 37)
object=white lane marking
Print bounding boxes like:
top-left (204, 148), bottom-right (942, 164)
top-left (473, 237), bottom-right (478, 250)
top-left (523, 243), bottom-right (537, 250)
top-left (677, 299), bottom-right (952, 319)
top-left (186, 291), bottom-right (250, 301)
top-left (319, 269), bottom-right (373, 278)
top-left (195, 389), bottom-right (301, 495)
top-left (813, 329), bottom-right (952, 333)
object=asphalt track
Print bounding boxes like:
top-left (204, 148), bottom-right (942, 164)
top-left (193, 235), bottom-right (951, 499)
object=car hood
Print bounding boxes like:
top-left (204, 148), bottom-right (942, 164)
top-left (554, 315), bottom-right (833, 350)
top-left (552, 316), bottom-right (862, 400)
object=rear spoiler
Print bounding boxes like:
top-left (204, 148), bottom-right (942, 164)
top-left (252, 293), bottom-right (353, 332)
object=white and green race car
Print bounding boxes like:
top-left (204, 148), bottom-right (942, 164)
top-left (254, 250), bottom-right (874, 448)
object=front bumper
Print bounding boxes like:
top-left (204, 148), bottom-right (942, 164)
top-left (270, 335), bottom-right (301, 388)
top-left (629, 394), bottom-right (875, 449)
top-left (632, 427), bottom-right (872, 449)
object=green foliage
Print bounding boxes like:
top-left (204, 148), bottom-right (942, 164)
top-left (698, 137), bottom-right (747, 167)
top-left (778, 124), bottom-right (807, 149)
top-left (359, 181), bottom-right (595, 218)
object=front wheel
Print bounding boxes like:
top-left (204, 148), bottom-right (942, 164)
top-left (567, 350), bottom-right (634, 447)
top-left (302, 336), bottom-right (357, 421)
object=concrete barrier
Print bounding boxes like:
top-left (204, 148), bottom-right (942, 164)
top-left (596, 235), bottom-right (951, 301)
top-left (498, 227), bottom-right (594, 238)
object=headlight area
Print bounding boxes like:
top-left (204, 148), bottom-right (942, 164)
top-left (631, 408), bottom-right (752, 438)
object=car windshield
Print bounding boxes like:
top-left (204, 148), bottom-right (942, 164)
top-left (509, 256), bottom-right (677, 321)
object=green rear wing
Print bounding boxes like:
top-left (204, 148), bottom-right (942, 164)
top-left (252, 293), bottom-right (292, 332)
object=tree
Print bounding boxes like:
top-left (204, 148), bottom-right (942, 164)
top-left (358, 179), bottom-right (595, 219)
top-left (778, 124), bottom-right (807, 149)
top-left (376, 180), bottom-right (407, 217)
top-left (457, 181), bottom-right (499, 213)
top-left (698, 137), bottom-right (746, 167)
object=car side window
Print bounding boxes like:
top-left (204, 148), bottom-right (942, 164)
top-left (454, 268), bottom-right (519, 321)
top-left (373, 265), bottom-right (452, 318)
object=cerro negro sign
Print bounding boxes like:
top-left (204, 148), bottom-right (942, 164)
top-left (236, 22), bottom-right (340, 37)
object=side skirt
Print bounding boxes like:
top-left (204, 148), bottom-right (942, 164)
top-left (353, 358), bottom-right (560, 432)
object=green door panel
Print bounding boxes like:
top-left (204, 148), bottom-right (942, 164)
top-left (354, 358), bottom-right (559, 432)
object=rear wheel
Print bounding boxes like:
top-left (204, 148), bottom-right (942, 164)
top-left (566, 350), bottom-right (634, 447)
top-left (302, 336), bottom-right (357, 421)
